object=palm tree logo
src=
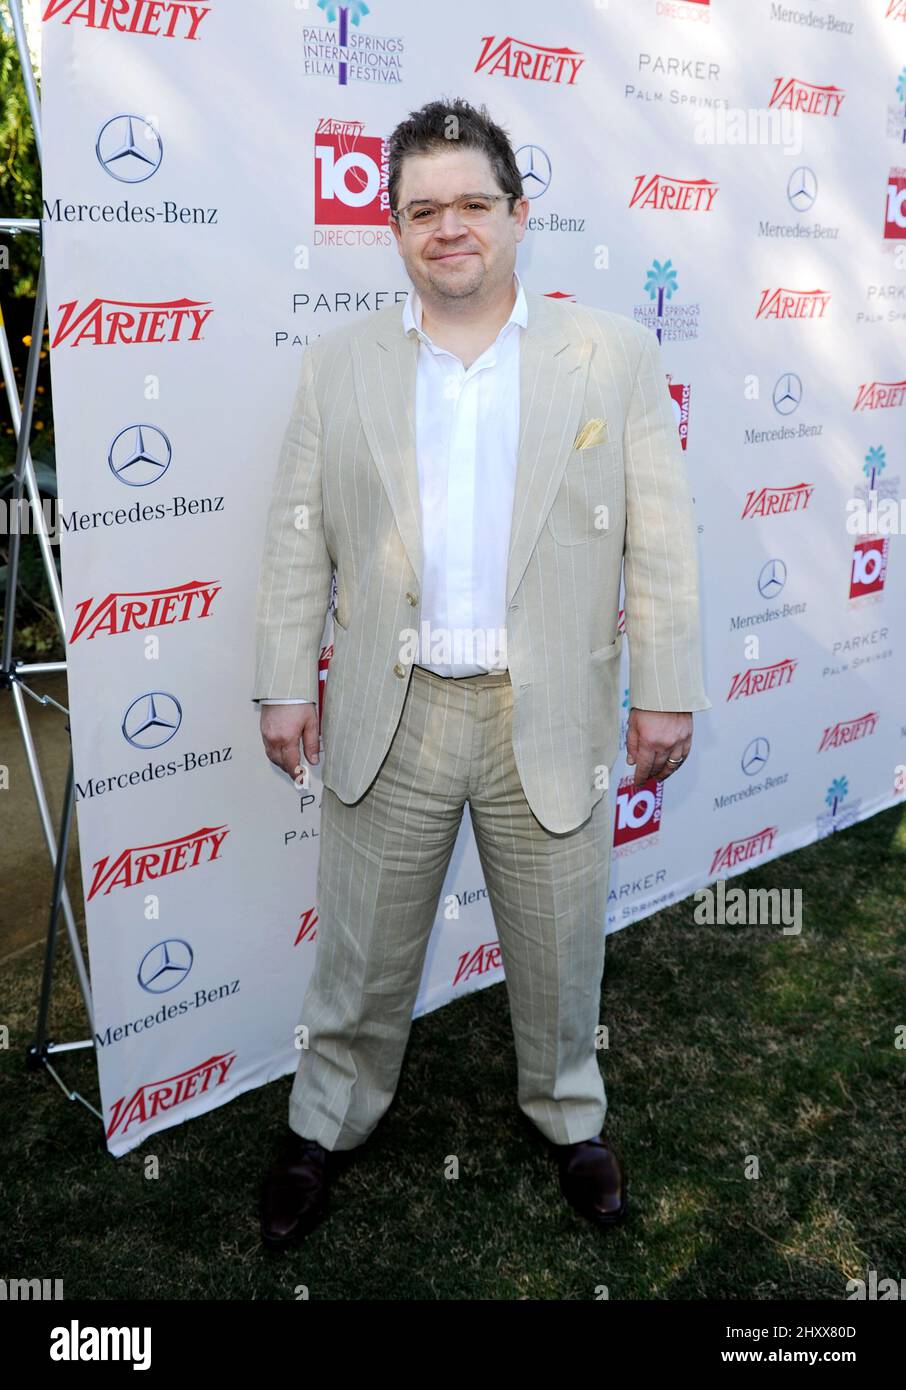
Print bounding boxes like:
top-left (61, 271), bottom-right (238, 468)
top-left (317, 1), bottom-right (371, 85)
top-left (825, 776), bottom-right (849, 818)
top-left (644, 260), bottom-right (679, 343)
top-left (863, 445), bottom-right (886, 493)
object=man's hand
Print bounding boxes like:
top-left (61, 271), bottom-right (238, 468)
top-left (626, 708), bottom-right (693, 786)
top-left (260, 703), bottom-right (320, 778)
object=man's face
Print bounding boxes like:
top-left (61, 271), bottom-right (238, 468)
top-left (390, 147), bottom-right (528, 305)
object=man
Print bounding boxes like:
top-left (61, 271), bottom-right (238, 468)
top-left (252, 98), bottom-right (710, 1250)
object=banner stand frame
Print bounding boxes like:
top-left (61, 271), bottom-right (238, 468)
top-left (1, 0), bottom-right (103, 1139)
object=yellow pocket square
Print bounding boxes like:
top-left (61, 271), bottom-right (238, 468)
top-left (573, 417), bottom-right (607, 450)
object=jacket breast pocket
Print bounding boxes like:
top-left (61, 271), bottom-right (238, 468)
top-left (546, 441), bottom-right (621, 546)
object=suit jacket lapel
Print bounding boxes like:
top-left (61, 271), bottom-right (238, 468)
top-left (349, 286), bottom-right (594, 604)
top-left (508, 291), bottom-right (593, 602)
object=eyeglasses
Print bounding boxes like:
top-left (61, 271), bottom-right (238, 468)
top-left (392, 192), bottom-right (512, 233)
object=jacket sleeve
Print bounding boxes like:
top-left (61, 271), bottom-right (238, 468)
top-left (252, 343), bottom-right (333, 703)
top-left (621, 326), bottom-right (711, 714)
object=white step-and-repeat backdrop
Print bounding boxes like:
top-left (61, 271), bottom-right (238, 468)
top-left (40, 0), bottom-right (906, 1155)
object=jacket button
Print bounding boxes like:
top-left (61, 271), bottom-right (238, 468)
top-left (405, 592), bottom-right (418, 605)
top-left (393, 662), bottom-right (406, 677)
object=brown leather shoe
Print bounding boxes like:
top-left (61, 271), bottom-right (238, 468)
top-left (260, 1128), bottom-right (331, 1250)
top-left (555, 1133), bottom-right (627, 1229)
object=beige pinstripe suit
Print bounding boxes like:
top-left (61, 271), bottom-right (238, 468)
top-left (253, 288), bottom-right (710, 1149)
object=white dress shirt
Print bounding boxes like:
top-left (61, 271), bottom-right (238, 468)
top-left (260, 269), bottom-right (527, 702)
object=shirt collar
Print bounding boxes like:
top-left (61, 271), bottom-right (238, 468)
top-left (402, 269), bottom-right (527, 344)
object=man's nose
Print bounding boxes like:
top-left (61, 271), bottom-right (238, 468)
top-left (435, 206), bottom-right (470, 235)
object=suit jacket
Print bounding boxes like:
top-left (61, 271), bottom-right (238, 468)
top-left (253, 288), bottom-right (710, 834)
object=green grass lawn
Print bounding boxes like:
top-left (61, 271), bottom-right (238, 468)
top-left (2, 803), bottom-right (904, 1301)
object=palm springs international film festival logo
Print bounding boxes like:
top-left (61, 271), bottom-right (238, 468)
top-left (886, 64), bottom-right (906, 142)
top-left (633, 260), bottom-right (701, 344)
top-left (816, 776), bottom-right (861, 838)
top-left (301, 2), bottom-right (404, 87)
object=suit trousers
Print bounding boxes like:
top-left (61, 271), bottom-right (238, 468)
top-left (288, 661), bottom-right (613, 1150)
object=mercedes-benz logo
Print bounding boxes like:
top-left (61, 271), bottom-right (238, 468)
top-left (122, 692), bottom-right (183, 749)
top-left (773, 372), bottom-right (802, 416)
top-left (758, 558), bottom-right (787, 600)
top-left (96, 114), bottom-right (163, 183)
top-left (741, 737), bottom-right (770, 777)
top-left (138, 939), bottom-right (194, 994)
top-left (787, 165), bottom-right (817, 214)
top-left (108, 424), bottom-right (173, 488)
top-left (514, 143), bottom-right (552, 199)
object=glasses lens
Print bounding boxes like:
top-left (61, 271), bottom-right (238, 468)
top-left (457, 196), bottom-right (494, 220)
top-left (405, 196), bottom-right (497, 230)
top-left (408, 205), bottom-right (440, 229)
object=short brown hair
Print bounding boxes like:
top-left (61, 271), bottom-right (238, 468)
top-left (387, 96), bottom-right (524, 221)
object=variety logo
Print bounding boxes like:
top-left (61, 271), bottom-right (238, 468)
top-left (742, 483), bottom-right (813, 517)
top-left (818, 712), bottom-right (879, 752)
top-left (453, 941), bottom-right (502, 985)
top-left (710, 826), bottom-right (778, 876)
top-left (849, 537), bottom-right (889, 599)
top-left (474, 35), bottom-right (584, 84)
top-left (853, 379), bottom-right (906, 410)
top-left (727, 658), bottom-right (797, 700)
top-left (106, 1051), bottom-right (236, 1139)
top-left (86, 824), bottom-right (229, 900)
top-left (887, 0), bottom-right (906, 21)
top-left (294, 907), bottom-right (319, 945)
top-left (768, 77), bottom-right (845, 117)
top-left (613, 775), bottom-right (663, 850)
top-left (314, 117), bottom-right (389, 227)
top-left (69, 579), bottom-right (221, 642)
top-left (42, 0), bottom-right (211, 40)
top-left (51, 297), bottom-right (212, 347)
top-left (884, 170), bottom-right (906, 238)
top-left (756, 287), bottom-right (830, 319)
top-left (629, 174), bottom-right (718, 211)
